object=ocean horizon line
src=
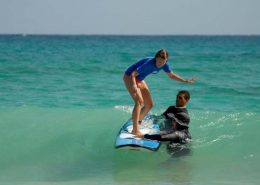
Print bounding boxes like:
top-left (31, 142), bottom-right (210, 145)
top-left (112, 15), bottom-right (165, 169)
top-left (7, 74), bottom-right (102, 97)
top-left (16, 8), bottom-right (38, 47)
top-left (0, 33), bottom-right (260, 37)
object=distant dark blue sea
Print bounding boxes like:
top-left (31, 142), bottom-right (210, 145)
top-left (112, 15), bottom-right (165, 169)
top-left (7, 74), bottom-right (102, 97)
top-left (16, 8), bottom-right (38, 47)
top-left (0, 35), bottom-right (259, 185)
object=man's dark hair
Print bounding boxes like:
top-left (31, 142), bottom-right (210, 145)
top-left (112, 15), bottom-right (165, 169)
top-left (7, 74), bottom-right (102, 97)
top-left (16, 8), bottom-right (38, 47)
top-left (177, 90), bottom-right (190, 101)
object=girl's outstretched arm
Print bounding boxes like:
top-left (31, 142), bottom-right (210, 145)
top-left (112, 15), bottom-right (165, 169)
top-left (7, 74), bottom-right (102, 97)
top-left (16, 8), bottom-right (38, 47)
top-left (167, 72), bottom-right (196, 83)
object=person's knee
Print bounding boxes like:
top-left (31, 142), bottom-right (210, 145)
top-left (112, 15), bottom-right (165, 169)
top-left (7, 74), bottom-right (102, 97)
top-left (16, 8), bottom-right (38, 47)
top-left (150, 101), bottom-right (154, 109)
top-left (146, 101), bottom-right (154, 110)
top-left (135, 99), bottom-right (144, 107)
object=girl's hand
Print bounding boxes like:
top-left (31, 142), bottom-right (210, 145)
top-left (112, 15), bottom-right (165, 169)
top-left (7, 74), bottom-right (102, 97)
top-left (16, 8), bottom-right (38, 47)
top-left (185, 77), bottom-right (196, 83)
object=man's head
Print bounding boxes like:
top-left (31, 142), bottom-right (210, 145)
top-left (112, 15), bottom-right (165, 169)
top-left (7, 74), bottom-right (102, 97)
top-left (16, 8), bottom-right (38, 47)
top-left (176, 90), bottom-right (190, 108)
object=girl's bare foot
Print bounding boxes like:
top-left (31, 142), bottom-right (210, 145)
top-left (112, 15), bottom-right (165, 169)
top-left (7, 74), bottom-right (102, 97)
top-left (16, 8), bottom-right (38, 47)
top-left (132, 130), bottom-right (143, 138)
top-left (134, 133), bottom-right (144, 139)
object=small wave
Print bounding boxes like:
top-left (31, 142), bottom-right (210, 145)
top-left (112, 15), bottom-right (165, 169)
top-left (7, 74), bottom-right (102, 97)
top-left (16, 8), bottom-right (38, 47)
top-left (245, 112), bottom-right (256, 117)
top-left (190, 111), bottom-right (215, 121)
top-left (198, 112), bottom-right (243, 129)
top-left (114, 105), bottom-right (158, 116)
top-left (114, 105), bottom-right (133, 113)
top-left (209, 134), bottom-right (235, 143)
top-left (193, 134), bottom-right (235, 148)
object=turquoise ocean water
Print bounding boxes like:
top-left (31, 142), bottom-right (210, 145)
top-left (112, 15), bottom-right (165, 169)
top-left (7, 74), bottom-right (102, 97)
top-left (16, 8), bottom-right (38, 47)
top-left (0, 35), bottom-right (260, 185)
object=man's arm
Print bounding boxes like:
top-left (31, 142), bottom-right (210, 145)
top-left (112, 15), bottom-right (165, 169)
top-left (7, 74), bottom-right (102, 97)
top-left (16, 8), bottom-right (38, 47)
top-left (162, 106), bottom-right (171, 118)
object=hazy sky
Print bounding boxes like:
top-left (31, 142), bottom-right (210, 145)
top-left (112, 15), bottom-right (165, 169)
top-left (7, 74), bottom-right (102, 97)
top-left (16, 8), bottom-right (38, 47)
top-left (1, 0), bottom-right (260, 35)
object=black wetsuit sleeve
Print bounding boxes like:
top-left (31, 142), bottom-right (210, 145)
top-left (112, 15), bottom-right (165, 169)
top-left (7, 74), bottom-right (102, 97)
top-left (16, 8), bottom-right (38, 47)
top-left (144, 134), bottom-right (162, 140)
top-left (162, 107), bottom-right (169, 117)
top-left (162, 106), bottom-right (174, 119)
top-left (144, 131), bottom-right (189, 143)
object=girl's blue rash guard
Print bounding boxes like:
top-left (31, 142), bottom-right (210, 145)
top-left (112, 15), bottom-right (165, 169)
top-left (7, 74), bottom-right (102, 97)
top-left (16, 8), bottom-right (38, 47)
top-left (125, 57), bottom-right (172, 81)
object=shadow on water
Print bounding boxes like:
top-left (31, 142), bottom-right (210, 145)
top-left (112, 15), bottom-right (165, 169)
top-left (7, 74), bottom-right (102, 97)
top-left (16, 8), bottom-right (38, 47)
top-left (166, 142), bottom-right (192, 158)
top-left (112, 143), bottom-right (193, 185)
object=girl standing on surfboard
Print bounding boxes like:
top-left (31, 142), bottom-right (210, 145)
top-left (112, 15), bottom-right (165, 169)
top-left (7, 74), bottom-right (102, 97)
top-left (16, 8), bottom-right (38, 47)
top-left (123, 49), bottom-right (196, 136)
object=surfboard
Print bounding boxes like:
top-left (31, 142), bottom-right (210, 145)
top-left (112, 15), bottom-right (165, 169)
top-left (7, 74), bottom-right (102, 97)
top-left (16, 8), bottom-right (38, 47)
top-left (115, 115), bottom-right (161, 151)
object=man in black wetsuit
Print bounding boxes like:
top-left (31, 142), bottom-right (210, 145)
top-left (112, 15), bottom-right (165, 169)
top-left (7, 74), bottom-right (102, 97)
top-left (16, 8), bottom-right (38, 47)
top-left (144, 90), bottom-right (191, 144)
